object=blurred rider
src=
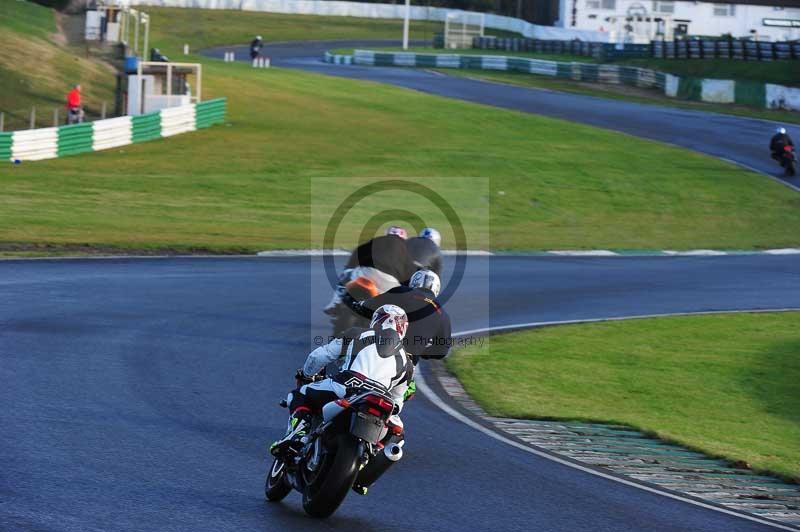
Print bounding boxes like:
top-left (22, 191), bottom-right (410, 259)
top-left (324, 226), bottom-right (414, 315)
top-left (770, 127), bottom-right (794, 162)
top-left (405, 227), bottom-right (443, 276)
top-left (271, 305), bottom-right (413, 455)
top-left (250, 35), bottom-right (263, 61)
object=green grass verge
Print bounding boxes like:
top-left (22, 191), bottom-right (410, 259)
top-left (437, 69), bottom-right (800, 125)
top-left (447, 312), bottom-right (800, 482)
top-left (3, 59), bottom-right (800, 253)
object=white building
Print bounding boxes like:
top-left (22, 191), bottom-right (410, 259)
top-left (555, 0), bottom-right (800, 42)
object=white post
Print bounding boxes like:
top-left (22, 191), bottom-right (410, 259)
top-left (183, 43), bottom-right (189, 55)
top-left (166, 63), bottom-right (172, 108)
top-left (196, 63), bottom-right (202, 103)
top-left (142, 14), bottom-right (149, 60)
top-left (134, 11), bottom-right (140, 57)
top-left (137, 60), bottom-right (143, 115)
top-left (402, 0), bottom-right (410, 50)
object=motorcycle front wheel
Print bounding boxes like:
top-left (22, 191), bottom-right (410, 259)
top-left (265, 457), bottom-right (292, 502)
top-left (302, 434), bottom-right (362, 518)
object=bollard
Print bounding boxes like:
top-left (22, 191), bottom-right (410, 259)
top-left (253, 57), bottom-right (270, 68)
top-left (101, 101), bottom-right (107, 119)
top-left (53, 108), bottom-right (59, 126)
top-left (30, 107), bottom-right (36, 129)
top-left (183, 43), bottom-right (189, 55)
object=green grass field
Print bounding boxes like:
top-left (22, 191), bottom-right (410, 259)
top-left (146, 6), bottom-right (444, 57)
top-left (3, 4), bottom-right (800, 255)
top-left (4, 57), bottom-right (800, 254)
top-left (447, 312), bottom-right (800, 482)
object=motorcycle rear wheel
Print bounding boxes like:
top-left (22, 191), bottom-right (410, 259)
top-left (265, 457), bottom-right (292, 502)
top-left (787, 159), bottom-right (797, 177)
top-left (302, 434), bottom-right (362, 518)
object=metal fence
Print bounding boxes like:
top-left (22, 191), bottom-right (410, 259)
top-left (0, 103), bottom-right (112, 133)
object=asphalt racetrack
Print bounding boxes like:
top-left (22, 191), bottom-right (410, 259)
top-left (204, 39), bottom-right (800, 189)
top-left (3, 255), bottom-right (800, 531)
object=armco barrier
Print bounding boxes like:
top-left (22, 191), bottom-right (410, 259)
top-left (5, 98), bottom-right (226, 163)
top-left (330, 50), bottom-right (800, 111)
top-left (346, 50), bottom-right (667, 91)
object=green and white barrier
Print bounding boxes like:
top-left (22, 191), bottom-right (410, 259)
top-left (3, 98), bottom-right (226, 163)
top-left (327, 50), bottom-right (800, 111)
top-left (340, 50), bottom-right (667, 91)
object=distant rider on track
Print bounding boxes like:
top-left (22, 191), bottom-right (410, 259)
top-left (405, 227), bottom-right (443, 276)
top-left (770, 127), bottom-right (794, 163)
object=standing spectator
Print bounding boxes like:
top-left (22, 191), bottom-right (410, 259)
top-left (250, 35), bottom-right (263, 62)
top-left (66, 84), bottom-right (83, 124)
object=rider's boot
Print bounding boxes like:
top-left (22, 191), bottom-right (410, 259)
top-left (270, 407), bottom-right (311, 456)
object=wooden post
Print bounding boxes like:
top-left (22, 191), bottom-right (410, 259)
top-left (0, 112), bottom-right (4, 132)
top-left (101, 101), bottom-right (107, 119)
top-left (30, 107), bottom-right (36, 129)
top-left (53, 108), bottom-right (59, 126)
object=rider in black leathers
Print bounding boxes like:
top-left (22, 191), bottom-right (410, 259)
top-left (345, 270), bottom-right (452, 362)
top-left (405, 227), bottom-right (443, 276)
top-left (770, 127), bottom-right (794, 162)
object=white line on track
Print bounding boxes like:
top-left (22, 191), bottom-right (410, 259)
top-left (417, 308), bottom-right (800, 532)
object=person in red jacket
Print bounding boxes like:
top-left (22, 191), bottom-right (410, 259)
top-left (66, 84), bottom-right (83, 124)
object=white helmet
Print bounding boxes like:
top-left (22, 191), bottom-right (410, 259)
top-left (777, 127), bottom-right (787, 135)
top-left (419, 227), bottom-right (441, 247)
top-left (385, 225), bottom-right (408, 239)
top-left (409, 269), bottom-right (441, 298)
top-left (370, 304), bottom-right (409, 340)
top-left (256, 35), bottom-right (262, 40)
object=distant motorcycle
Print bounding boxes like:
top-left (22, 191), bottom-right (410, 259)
top-left (265, 375), bottom-right (404, 518)
top-left (779, 145), bottom-right (797, 177)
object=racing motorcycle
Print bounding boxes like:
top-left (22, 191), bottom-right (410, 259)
top-left (779, 145), bottom-right (797, 177)
top-left (265, 373), bottom-right (404, 518)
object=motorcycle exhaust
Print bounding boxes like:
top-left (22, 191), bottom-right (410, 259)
top-left (384, 440), bottom-right (404, 462)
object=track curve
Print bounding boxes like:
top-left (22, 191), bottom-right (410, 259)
top-left (2, 255), bottom-right (799, 531)
top-left (202, 39), bottom-right (799, 189)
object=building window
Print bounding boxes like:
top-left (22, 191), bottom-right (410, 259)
top-left (713, 4), bottom-right (735, 17)
top-left (587, 0), bottom-right (615, 9)
top-left (653, 1), bottom-right (674, 14)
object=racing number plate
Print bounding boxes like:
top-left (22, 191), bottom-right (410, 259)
top-left (350, 412), bottom-right (383, 443)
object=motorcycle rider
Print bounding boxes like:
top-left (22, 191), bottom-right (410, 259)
top-left (770, 127), bottom-right (794, 162)
top-left (346, 269), bottom-right (451, 363)
top-left (271, 305), bottom-right (413, 457)
top-left (405, 227), bottom-right (443, 276)
top-left (324, 226), bottom-right (414, 317)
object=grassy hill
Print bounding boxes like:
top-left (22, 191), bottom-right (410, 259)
top-left (0, 0), bottom-right (116, 130)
